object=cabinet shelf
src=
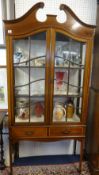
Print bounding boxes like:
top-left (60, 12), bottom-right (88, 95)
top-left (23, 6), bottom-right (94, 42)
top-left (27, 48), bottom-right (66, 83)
top-left (15, 93), bottom-right (82, 98)
top-left (15, 94), bottom-right (45, 98)
top-left (55, 66), bottom-right (84, 69)
top-left (14, 65), bottom-right (84, 70)
top-left (53, 113), bottom-right (80, 123)
top-left (14, 66), bottom-right (46, 68)
top-left (14, 66), bottom-right (84, 69)
top-left (15, 114), bottom-right (80, 123)
top-left (15, 115), bottom-right (44, 123)
top-left (54, 94), bottom-right (82, 98)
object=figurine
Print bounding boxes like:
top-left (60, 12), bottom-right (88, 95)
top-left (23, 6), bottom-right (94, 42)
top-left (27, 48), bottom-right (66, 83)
top-left (34, 102), bottom-right (44, 117)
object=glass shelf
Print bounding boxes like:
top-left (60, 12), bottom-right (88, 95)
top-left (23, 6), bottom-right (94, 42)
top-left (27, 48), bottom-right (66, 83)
top-left (15, 115), bottom-right (44, 123)
top-left (15, 93), bottom-right (82, 98)
top-left (30, 115), bottom-right (44, 123)
top-left (14, 66), bottom-right (46, 69)
top-left (55, 65), bottom-right (84, 69)
top-left (54, 93), bottom-right (82, 97)
top-left (15, 117), bottom-right (29, 123)
top-left (53, 113), bottom-right (80, 123)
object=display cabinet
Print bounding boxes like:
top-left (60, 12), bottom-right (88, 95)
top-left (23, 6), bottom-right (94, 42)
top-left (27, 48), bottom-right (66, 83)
top-left (4, 2), bottom-right (95, 174)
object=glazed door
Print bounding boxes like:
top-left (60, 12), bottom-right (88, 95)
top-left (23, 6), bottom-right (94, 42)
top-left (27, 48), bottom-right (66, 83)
top-left (51, 32), bottom-right (86, 123)
top-left (12, 30), bottom-right (87, 124)
top-left (13, 31), bottom-right (47, 123)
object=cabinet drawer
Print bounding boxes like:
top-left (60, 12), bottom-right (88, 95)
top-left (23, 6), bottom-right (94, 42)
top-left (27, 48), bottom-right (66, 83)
top-left (49, 126), bottom-right (84, 137)
top-left (11, 127), bottom-right (47, 138)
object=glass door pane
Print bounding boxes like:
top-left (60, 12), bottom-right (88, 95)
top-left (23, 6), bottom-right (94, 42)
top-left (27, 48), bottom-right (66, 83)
top-left (13, 37), bottom-right (30, 123)
top-left (53, 32), bottom-right (86, 123)
top-left (30, 32), bottom-right (46, 123)
top-left (13, 32), bottom-right (46, 123)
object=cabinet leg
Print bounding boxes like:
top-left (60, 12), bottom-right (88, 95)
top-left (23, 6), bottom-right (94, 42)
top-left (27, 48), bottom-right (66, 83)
top-left (0, 127), bottom-right (5, 170)
top-left (73, 140), bottom-right (77, 155)
top-left (9, 139), bottom-right (13, 175)
top-left (79, 140), bottom-right (84, 172)
top-left (14, 142), bottom-right (19, 159)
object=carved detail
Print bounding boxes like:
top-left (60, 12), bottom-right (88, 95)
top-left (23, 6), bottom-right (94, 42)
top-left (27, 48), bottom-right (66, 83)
top-left (3, 2), bottom-right (95, 38)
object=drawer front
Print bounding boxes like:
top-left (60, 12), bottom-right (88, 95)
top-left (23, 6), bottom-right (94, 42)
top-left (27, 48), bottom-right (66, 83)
top-left (10, 127), bottom-right (47, 139)
top-left (49, 126), bottom-right (84, 137)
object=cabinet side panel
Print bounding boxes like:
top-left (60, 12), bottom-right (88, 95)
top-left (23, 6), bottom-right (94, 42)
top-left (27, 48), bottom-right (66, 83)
top-left (86, 88), bottom-right (99, 171)
top-left (86, 88), bottom-right (96, 153)
top-left (91, 5), bottom-right (99, 89)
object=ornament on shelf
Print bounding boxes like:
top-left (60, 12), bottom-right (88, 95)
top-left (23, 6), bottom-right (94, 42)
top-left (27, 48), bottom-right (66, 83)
top-left (34, 102), bottom-right (44, 117)
top-left (56, 71), bottom-right (65, 90)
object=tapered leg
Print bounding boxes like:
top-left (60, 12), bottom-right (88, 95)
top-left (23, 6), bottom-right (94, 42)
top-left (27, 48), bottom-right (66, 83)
top-left (9, 138), bottom-right (13, 175)
top-left (14, 142), bottom-right (19, 159)
top-left (0, 123), bottom-right (5, 170)
top-left (79, 139), bottom-right (84, 172)
top-left (73, 140), bottom-right (77, 155)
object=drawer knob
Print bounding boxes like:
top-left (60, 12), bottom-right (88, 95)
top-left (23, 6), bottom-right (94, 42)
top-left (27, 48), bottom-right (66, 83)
top-left (62, 130), bottom-right (71, 134)
top-left (25, 131), bottom-right (34, 136)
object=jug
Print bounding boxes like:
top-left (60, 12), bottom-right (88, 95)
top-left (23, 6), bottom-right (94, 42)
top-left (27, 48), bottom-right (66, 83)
top-left (53, 103), bottom-right (66, 121)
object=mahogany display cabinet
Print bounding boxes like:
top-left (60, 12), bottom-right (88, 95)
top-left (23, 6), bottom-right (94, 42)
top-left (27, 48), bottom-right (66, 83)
top-left (4, 2), bottom-right (95, 174)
